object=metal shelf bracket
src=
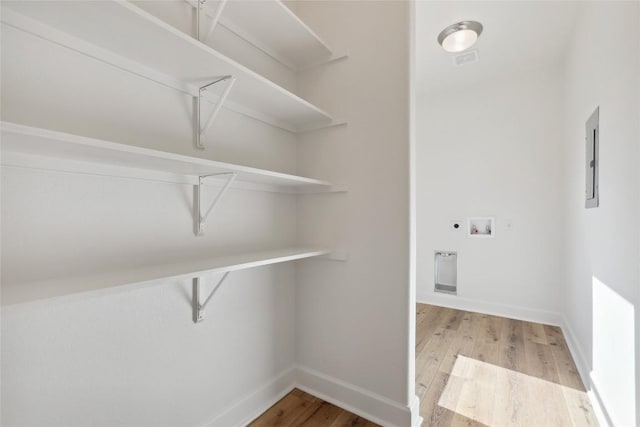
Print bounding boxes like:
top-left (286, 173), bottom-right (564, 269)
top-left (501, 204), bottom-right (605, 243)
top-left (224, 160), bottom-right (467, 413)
top-left (196, 172), bottom-right (237, 235)
top-left (197, 75), bottom-right (236, 149)
top-left (195, 0), bottom-right (228, 42)
top-left (192, 272), bottom-right (230, 322)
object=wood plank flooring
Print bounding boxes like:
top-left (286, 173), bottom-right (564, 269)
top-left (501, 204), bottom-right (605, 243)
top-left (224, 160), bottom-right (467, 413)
top-left (251, 304), bottom-right (599, 426)
top-left (249, 389), bottom-right (378, 426)
top-left (416, 303), bottom-right (599, 427)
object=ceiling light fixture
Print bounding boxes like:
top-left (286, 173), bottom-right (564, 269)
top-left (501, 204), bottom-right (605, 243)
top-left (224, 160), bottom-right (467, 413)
top-left (437, 21), bottom-right (483, 53)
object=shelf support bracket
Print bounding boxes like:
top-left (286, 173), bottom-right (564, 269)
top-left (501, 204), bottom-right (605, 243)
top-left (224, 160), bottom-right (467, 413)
top-left (192, 272), bottom-right (230, 323)
top-left (195, 0), bottom-right (206, 41)
top-left (196, 0), bottom-right (227, 42)
top-left (196, 172), bottom-right (237, 235)
top-left (196, 75), bottom-right (236, 149)
top-left (196, 0), bottom-right (227, 43)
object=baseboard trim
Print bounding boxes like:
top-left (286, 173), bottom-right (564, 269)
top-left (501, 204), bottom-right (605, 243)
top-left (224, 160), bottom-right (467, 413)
top-left (559, 315), bottom-right (614, 427)
top-left (204, 304), bottom-right (617, 427)
top-left (417, 292), bottom-right (563, 326)
top-left (202, 365), bottom-right (419, 427)
top-left (202, 367), bottom-right (296, 427)
top-left (295, 365), bottom-right (418, 427)
top-left (558, 315), bottom-right (590, 386)
top-left (407, 394), bottom-right (424, 427)
top-left (589, 378), bottom-right (615, 427)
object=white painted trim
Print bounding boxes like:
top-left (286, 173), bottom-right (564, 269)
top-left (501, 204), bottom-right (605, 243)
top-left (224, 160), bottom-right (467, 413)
top-left (201, 367), bottom-right (296, 427)
top-left (294, 366), bottom-right (416, 427)
top-left (588, 378), bottom-right (615, 427)
top-left (559, 315), bottom-right (614, 427)
top-left (199, 365), bottom-right (418, 427)
top-left (559, 315), bottom-right (590, 386)
top-left (417, 292), bottom-right (563, 326)
top-left (197, 312), bottom-right (609, 427)
top-left (407, 0), bottom-right (418, 416)
top-left (408, 395), bottom-right (424, 427)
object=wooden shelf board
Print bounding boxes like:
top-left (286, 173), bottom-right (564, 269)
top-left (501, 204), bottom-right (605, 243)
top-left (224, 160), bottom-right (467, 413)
top-left (1, 248), bottom-right (330, 306)
top-left (218, 0), bottom-right (333, 69)
top-left (1, 0), bottom-right (333, 131)
top-left (1, 122), bottom-right (335, 191)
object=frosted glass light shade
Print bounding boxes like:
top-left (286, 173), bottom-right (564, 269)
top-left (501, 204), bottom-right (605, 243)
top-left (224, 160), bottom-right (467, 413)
top-left (437, 21), bottom-right (483, 53)
top-left (441, 29), bottom-right (478, 53)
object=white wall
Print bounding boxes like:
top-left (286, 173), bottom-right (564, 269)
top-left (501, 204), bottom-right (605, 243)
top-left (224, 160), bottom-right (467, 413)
top-left (1, 1), bottom-right (416, 426)
top-left (416, 65), bottom-right (566, 321)
top-left (1, 2), bottom-right (299, 426)
top-left (417, 2), bottom-right (640, 424)
top-left (1, 265), bottom-right (296, 427)
top-left (293, 1), bottom-right (417, 425)
top-left (562, 3), bottom-right (640, 426)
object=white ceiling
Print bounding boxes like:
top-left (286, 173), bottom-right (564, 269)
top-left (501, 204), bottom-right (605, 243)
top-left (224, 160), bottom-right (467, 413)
top-left (415, 1), bottom-right (580, 95)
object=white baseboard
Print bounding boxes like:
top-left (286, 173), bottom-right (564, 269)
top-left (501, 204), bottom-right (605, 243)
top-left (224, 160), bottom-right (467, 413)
top-left (417, 292), bottom-right (563, 326)
top-left (559, 315), bottom-right (614, 427)
top-left (204, 302), bottom-right (615, 427)
top-left (295, 366), bottom-right (418, 427)
top-left (202, 365), bottom-right (419, 427)
top-left (408, 394), bottom-right (424, 427)
top-left (202, 367), bottom-right (296, 427)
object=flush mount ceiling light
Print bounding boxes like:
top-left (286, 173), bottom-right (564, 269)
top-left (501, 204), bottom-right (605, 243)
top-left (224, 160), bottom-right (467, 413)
top-left (437, 21), bottom-right (483, 53)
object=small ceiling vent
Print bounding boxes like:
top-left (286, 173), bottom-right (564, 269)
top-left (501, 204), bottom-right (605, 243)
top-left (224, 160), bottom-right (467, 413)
top-left (453, 49), bottom-right (479, 66)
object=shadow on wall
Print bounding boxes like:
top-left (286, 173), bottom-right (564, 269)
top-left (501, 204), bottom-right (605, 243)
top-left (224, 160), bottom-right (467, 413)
top-left (592, 276), bottom-right (636, 426)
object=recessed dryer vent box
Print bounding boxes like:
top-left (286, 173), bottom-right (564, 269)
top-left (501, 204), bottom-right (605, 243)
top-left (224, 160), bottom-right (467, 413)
top-left (435, 251), bottom-right (457, 294)
top-left (468, 217), bottom-right (495, 238)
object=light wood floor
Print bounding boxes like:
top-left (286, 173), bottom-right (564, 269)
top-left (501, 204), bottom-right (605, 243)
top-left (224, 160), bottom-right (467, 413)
top-left (251, 304), bottom-right (599, 426)
top-left (249, 388), bottom-right (378, 426)
top-left (417, 303), bottom-right (599, 427)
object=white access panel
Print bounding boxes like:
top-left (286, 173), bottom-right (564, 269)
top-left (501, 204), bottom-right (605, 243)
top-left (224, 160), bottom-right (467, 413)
top-left (435, 251), bottom-right (457, 295)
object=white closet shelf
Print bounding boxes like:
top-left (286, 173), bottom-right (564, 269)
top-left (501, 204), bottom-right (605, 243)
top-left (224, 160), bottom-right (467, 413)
top-left (1, 248), bottom-right (331, 306)
top-left (1, 1), bottom-right (335, 132)
top-left (211, 0), bottom-right (336, 70)
top-left (1, 122), bottom-right (341, 193)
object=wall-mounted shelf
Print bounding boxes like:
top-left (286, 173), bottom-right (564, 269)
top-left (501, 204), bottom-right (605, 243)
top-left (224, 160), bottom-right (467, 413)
top-left (199, 0), bottom-right (341, 70)
top-left (1, 1), bottom-right (338, 132)
top-left (1, 248), bottom-right (332, 306)
top-left (1, 122), bottom-right (342, 193)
